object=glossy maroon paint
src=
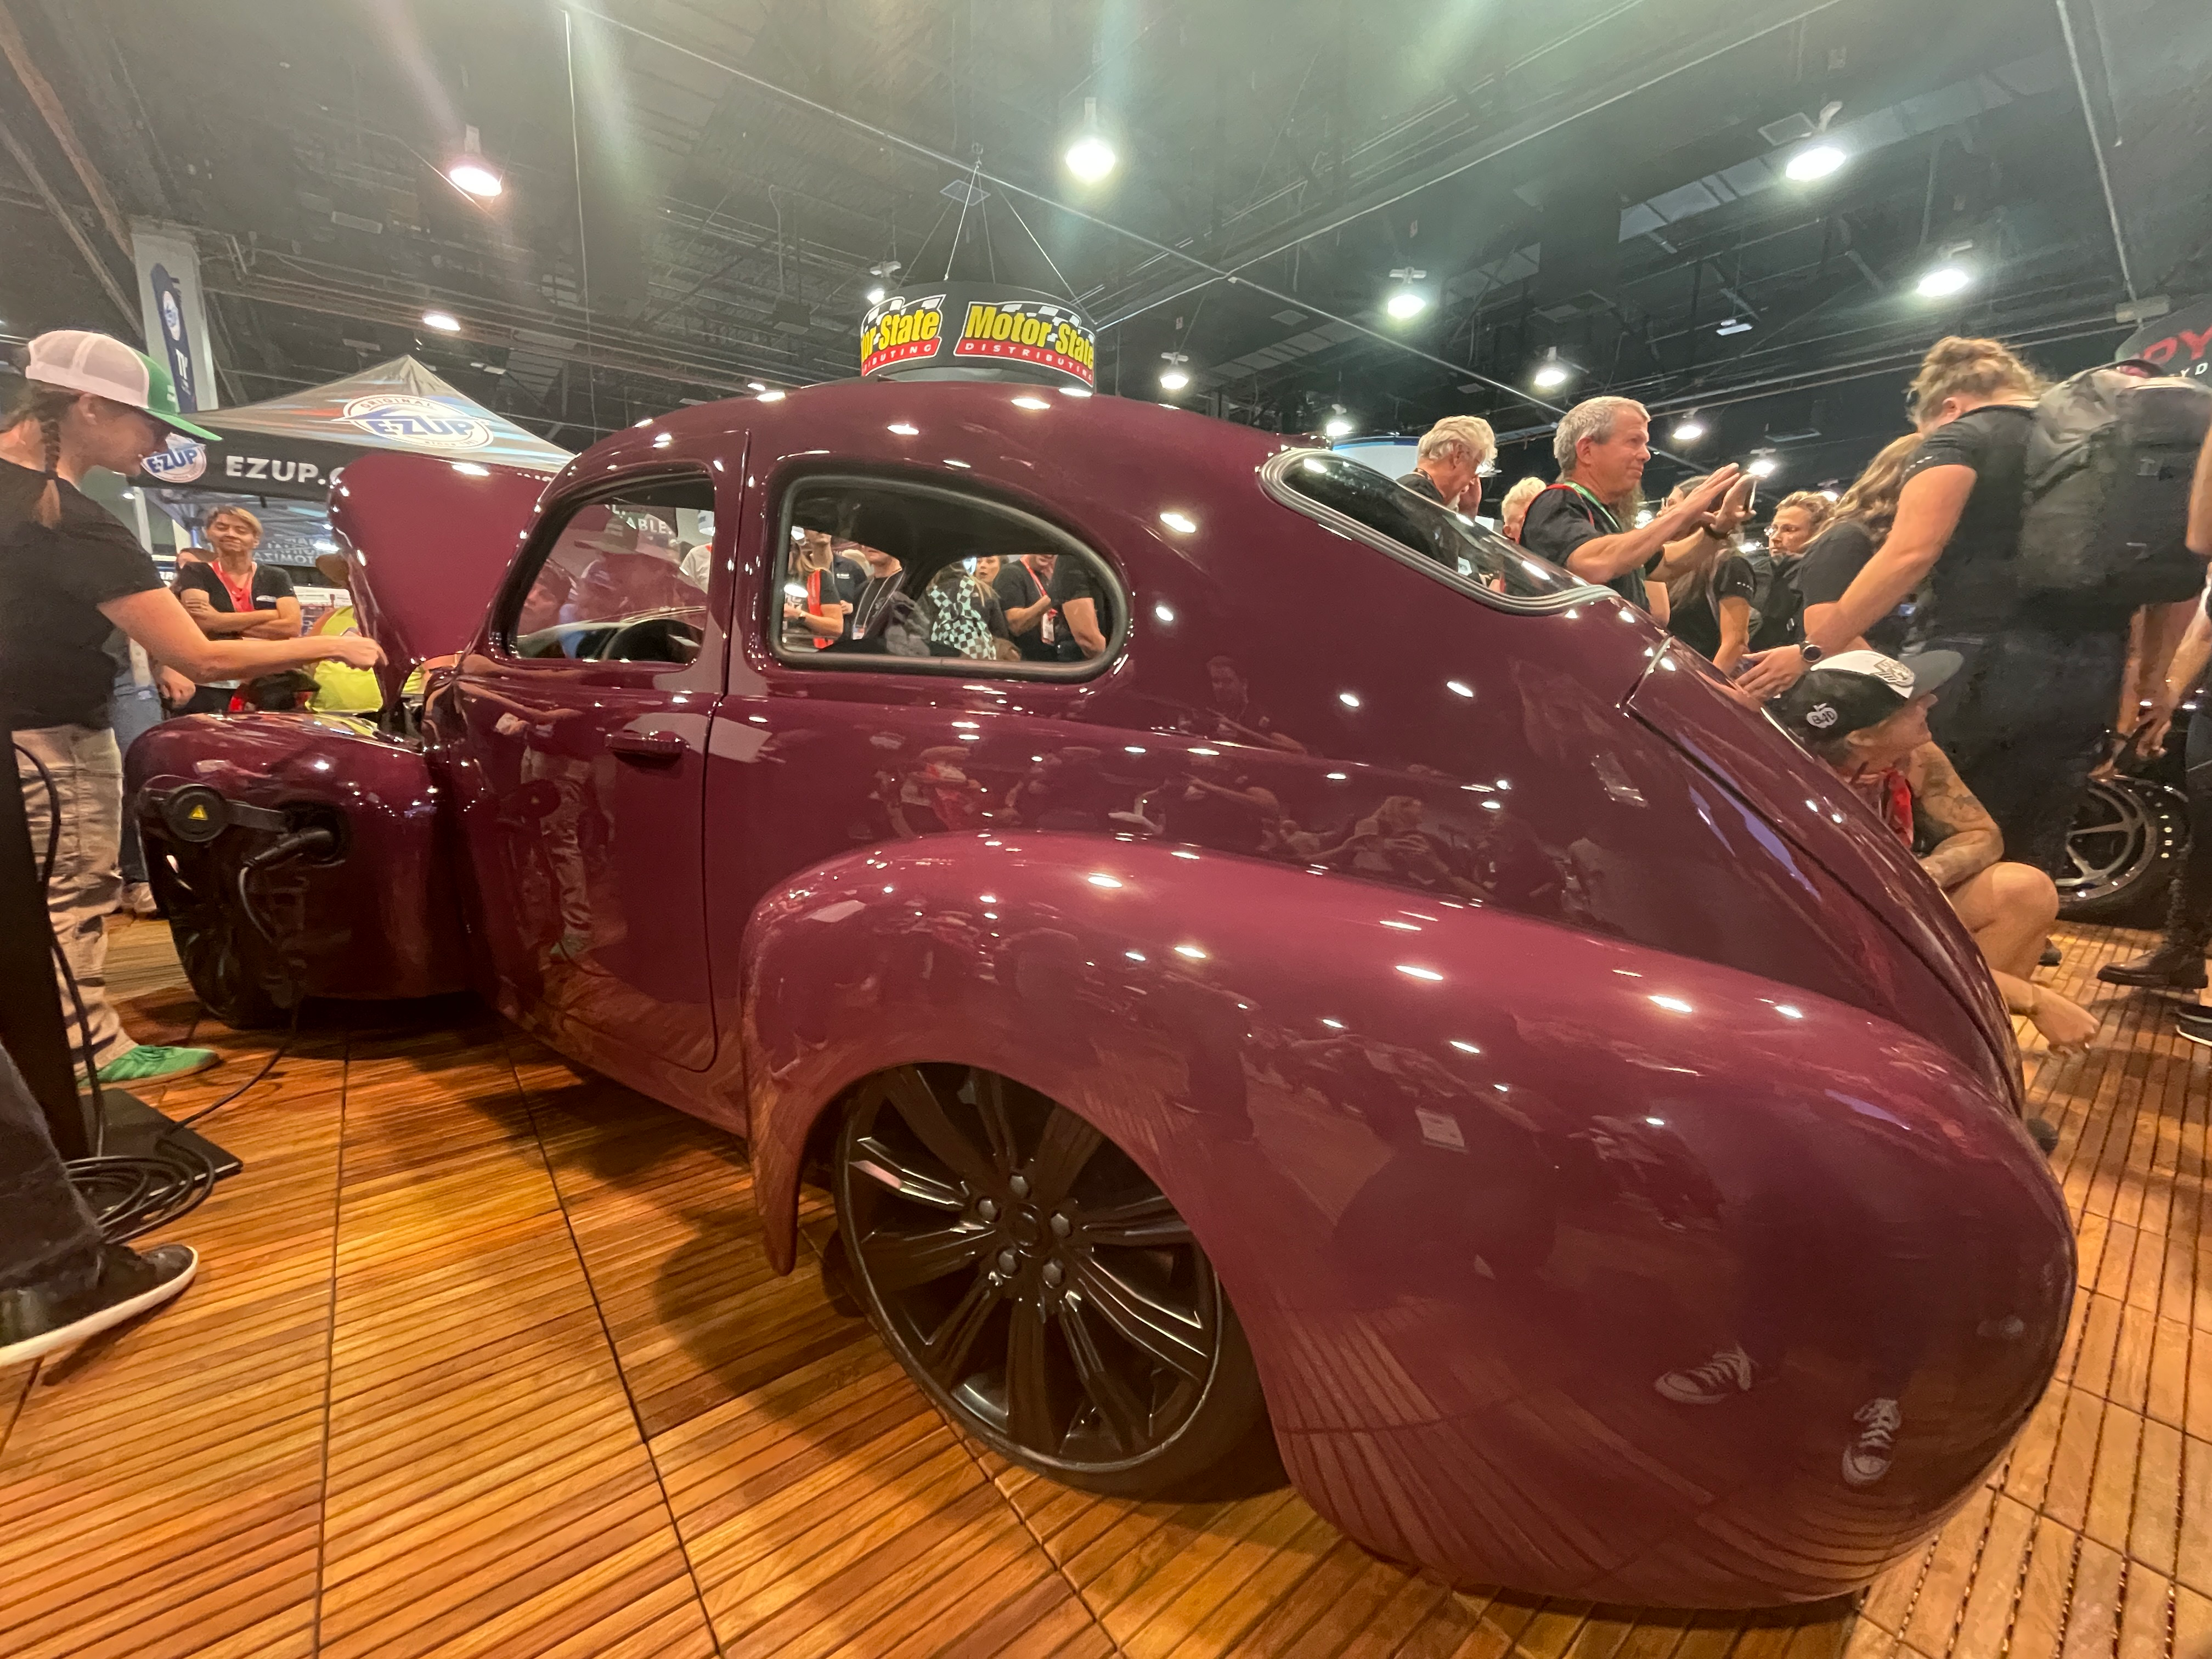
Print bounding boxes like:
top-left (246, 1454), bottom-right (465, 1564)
top-left (125, 379), bottom-right (2073, 1607)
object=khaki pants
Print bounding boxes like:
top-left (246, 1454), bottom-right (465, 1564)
top-left (14, 725), bottom-right (134, 1069)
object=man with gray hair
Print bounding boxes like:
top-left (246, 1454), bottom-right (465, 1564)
top-left (1518, 395), bottom-right (1748, 612)
top-left (1397, 415), bottom-right (1496, 515)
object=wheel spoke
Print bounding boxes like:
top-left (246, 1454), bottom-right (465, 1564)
top-left (1070, 1257), bottom-right (1209, 1382)
top-left (974, 1071), bottom-right (1021, 1177)
top-left (1027, 1108), bottom-right (1104, 1206)
top-left (850, 1136), bottom-right (967, 1211)
top-left (919, 1270), bottom-right (1003, 1386)
top-left (1079, 1192), bottom-right (1195, 1249)
top-left (862, 1222), bottom-right (993, 1292)
top-left (879, 1065), bottom-right (997, 1194)
top-left (1005, 1302), bottom-right (1058, 1454)
top-left (1058, 1298), bottom-right (1151, 1454)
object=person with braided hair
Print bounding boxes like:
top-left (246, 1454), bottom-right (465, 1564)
top-left (1, 330), bottom-right (383, 1091)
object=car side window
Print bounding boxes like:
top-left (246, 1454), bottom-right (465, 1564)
top-left (506, 476), bottom-right (716, 663)
top-left (772, 475), bottom-right (1123, 675)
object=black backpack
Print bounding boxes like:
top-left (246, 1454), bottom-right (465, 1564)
top-left (2017, 363), bottom-right (2212, 606)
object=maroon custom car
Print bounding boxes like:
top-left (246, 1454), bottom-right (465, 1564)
top-left (127, 381), bottom-right (2071, 1608)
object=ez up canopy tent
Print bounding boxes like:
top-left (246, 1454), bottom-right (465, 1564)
top-left (136, 356), bottom-right (569, 565)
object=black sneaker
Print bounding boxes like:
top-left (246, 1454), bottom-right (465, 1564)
top-left (2025, 1117), bottom-right (2060, 1154)
top-left (1842, 1396), bottom-right (1903, 1487)
top-left (2040, 943), bottom-right (2063, 969)
top-left (1654, 1342), bottom-right (1761, 1404)
top-left (0, 1243), bottom-right (198, 1369)
top-left (2177, 1006), bottom-right (2212, 1047)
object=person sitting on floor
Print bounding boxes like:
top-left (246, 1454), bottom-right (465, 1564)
top-left (1768, 649), bottom-right (2099, 1060)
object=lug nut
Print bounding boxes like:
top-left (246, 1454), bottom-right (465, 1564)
top-left (977, 1199), bottom-right (998, 1222)
top-left (1049, 1214), bottom-right (1071, 1238)
top-left (1009, 1174), bottom-right (1031, 1199)
top-left (997, 1249), bottom-right (1018, 1276)
top-left (1041, 1261), bottom-right (1064, 1288)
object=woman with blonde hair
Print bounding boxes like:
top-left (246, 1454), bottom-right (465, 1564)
top-left (1796, 434), bottom-right (1924, 654)
top-left (1739, 334), bottom-right (2156, 877)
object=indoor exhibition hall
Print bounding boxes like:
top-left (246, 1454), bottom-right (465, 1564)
top-left (4, 3), bottom-right (2212, 1656)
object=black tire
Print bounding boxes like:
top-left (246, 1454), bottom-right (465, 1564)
top-left (148, 838), bottom-right (288, 1029)
top-left (2057, 778), bottom-right (2187, 925)
top-left (832, 1063), bottom-right (1272, 1498)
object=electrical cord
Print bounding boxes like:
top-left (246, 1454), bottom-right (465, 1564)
top-left (14, 744), bottom-right (324, 1241)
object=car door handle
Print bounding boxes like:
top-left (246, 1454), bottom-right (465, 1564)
top-left (608, 730), bottom-right (687, 763)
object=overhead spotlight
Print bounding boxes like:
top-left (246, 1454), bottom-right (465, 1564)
top-left (1323, 405), bottom-right (1354, 439)
top-left (1159, 351), bottom-right (1191, 392)
top-left (866, 286), bottom-right (885, 305)
top-left (747, 381), bottom-right (768, 392)
top-left (1670, 412), bottom-right (1706, 442)
top-left (1786, 143), bottom-right (1848, 182)
top-left (1917, 263), bottom-right (1973, 298)
top-left (1064, 98), bottom-right (1116, 183)
top-left (1715, 317), bottom-right (1754, 336)
top-left (446, 124), bottom-right (503, 199)
top-left (421, 309), bottom-right (461, 332)
top-left (1532, 347), bottom-right (1571, 391)
top-left (1747, 452), bottom-right (1779, 478)
top-left (866, 261), bottom-right (901, 307)
top-left (1386, 268), bottom-right (1427, 321)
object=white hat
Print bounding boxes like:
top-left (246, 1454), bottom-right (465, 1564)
top-left (22, 329), bottom-right (222, 442)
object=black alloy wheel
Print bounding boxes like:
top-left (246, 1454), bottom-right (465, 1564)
top-left (2058, 777), bottom-right (2186, 924)
top-left (833, 1063), bottom-right (1269, 1497)
top-left (149, 838), bottom-right (286, 1029)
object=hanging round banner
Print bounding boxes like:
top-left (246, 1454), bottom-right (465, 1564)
top-left (860, 283), bottom-right (1096, 389)
top-left (2117, 296), bottom-right (2212, 383)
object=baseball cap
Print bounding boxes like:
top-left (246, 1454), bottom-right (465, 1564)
top-left (1769, 648), bottom-right (1962, 746)
top-left (23, 329), bottom-right (222, 443)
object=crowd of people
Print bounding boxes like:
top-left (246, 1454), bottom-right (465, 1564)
top-left (1432, 332), bottom-right (2212, 1064)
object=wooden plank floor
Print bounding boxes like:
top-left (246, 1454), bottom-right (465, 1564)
top-left (2, 914), bottom-right (2207, 1658)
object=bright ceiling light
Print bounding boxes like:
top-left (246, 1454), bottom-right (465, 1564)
top-left (421, 309), bottom-right (460, 332)
top-left (1323, 410), bottom-right (1353, 439)
top-left (1385, 267), bottom-right (1427, 321)
top-left (1716, 317), bottom-right (1754, 336)
top-left (1917, 263), bottom-right (1973, 298)
top-left (1747, 454), bottom-right (1779, 478)
top-left (1532, 347), bottom-right (1571, 391)
top-left (747, 381), bottom-right (768, 392)
top-left (1671, 414), bottom-right (1706, 442)
top-left (866, 286), bottom-right (886, 305)
top-left (1064, 98), bottom-right (1116, 183)
top-left (1785, 143), bottom-right (1847, 182)
top-left (446, 124), bottom-right (503, 198)
top-left (1159, 350), bottom-right (1190, 392)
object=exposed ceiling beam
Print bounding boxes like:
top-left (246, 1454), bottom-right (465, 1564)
top-left (0, 108), bottom-right (133, 326)
top-left (0, 1), bottom-right (131, 257)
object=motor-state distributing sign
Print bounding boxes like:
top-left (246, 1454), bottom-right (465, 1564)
top-left (858, 283), bottom-right (1096, 390)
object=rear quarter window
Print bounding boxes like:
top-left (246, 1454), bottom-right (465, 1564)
top-left (1263, 450), bottom-right (1599, 611)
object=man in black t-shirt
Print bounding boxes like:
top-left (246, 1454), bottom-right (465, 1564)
top-left (992, 552), bottom-right (1060, 662)
top-left (1047, 553), bottom-right (1113, 661)
top-left (1517, 397), bottom-right (1747, 612)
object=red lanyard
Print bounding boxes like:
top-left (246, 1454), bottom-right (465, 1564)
top-left (216, 566), bottom-right (256, 612)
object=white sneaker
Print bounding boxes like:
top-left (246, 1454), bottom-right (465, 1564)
top-left (1654, 1342), bottom-right (1760, 1404)
top-left (1842, 1397), bottom-right (1902, 1487)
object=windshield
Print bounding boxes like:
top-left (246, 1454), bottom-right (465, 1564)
top-left (1265, 450), bottom-right (1594, 607)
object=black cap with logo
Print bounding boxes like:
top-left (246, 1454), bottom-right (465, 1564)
top-left (1768, 649), bottom-right (1963, 747)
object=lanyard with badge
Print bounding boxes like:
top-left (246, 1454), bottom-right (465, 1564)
top-left (1559, 481), bottom-right (1622, 535)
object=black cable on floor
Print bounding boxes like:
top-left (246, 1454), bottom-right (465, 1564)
top-left (17, 742), bottom-right (304, 1242)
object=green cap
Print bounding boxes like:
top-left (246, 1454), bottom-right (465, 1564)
top-left (24, 329), bottom-right (222, 443)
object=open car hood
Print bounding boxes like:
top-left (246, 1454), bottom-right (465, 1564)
top-left (325, 449), bottom-right (551, 704)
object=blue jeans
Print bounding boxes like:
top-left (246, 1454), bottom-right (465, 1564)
top-left (109, 684), bottom-right (164, 885)
top-left (1923, 628), bottom-right (2128, 879)
top-left (0, 1042), bottom-right (103, 1293)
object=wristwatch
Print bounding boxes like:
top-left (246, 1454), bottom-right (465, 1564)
top-left (1800, 642), bottom-right (1825, 665)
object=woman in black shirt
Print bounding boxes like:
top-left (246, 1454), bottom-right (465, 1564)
top-left (1797, 434), bottom-right (1925, 658)
top-left (1740, 336), bottom-right (2136, 877)
top-left (1663, 544), bottom-right (1759, 670)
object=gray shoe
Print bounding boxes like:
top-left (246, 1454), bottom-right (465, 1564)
top-left (0, 1243), bottom-right (198, 1369)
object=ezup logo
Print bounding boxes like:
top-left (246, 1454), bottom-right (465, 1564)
top-left (341, 394), bottom-right (495, 450)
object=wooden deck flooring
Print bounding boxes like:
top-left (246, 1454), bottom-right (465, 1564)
top-left (2, 915), bottom-right (2207, 1658)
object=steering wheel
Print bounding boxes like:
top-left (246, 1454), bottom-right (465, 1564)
top-left (599, 614), bottom-right (703, 664)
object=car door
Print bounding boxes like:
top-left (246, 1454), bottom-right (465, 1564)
top-left (449, 467), bottom-right (727, 1069)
